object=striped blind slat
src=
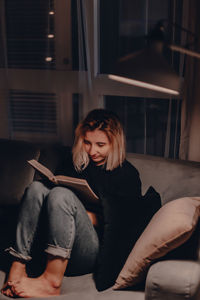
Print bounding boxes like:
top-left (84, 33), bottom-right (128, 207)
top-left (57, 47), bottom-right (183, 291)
top-left (9, 90), bottom-right (58, 134)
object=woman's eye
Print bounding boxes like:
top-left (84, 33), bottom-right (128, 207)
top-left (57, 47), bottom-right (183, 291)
top-left (97, 143), bottom-right (105, 147)
top-left (83, 140), bottom-right (90, 145)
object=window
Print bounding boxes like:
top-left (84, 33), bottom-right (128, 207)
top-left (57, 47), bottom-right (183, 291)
top-left (9, 90), bottom-right (58, 138)
top-left (0, 0), bottom-right (75, 144)
top-left (5, 0), bottom-right (55, 69)
top-left (105, 96), bottom-right (181, 157)
top-left (0, 0), bottom-right (183, 156)
top-left (98, 0), bottom-right (183, 158)
top-left (100, 0), bottom-right (183, 74)
top-left (4, 0), bottom-right (72, 70)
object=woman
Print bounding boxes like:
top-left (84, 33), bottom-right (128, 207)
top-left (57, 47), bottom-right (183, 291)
top-left (1, 109), bottom-right (154, 297)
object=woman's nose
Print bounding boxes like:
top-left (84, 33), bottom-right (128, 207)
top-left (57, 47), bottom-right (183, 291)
top-left (89, 145), bottom-right (97, 155)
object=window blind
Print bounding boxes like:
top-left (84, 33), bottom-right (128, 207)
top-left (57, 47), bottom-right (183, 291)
top-left (5, 0), bottom-right (55, 69)
top-left (9, 89), bottom-right (58, 135)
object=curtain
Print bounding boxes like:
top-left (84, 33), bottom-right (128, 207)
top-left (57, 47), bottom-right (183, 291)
top-left (179, 0), bottom-right (200, 161)
top-left (77, 0), bottom-right (95, 118)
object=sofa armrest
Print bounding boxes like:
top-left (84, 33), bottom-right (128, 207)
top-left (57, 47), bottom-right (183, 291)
top-left (145, 260), bottom-right (200, 300)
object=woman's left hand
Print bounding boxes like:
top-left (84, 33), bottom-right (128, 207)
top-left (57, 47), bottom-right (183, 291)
top-left (87, 211), bottom-right (99, 227)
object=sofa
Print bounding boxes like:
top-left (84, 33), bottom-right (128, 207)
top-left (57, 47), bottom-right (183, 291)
top-left (0, 138), bottom-right (200, 300)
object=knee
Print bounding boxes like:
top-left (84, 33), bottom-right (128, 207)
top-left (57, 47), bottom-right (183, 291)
top-left (23, 181), bottom-right (49, 206)
top-left (27, 181), bottom-right (47, 195)
top-left (47, 187), bottom-right (78, 214)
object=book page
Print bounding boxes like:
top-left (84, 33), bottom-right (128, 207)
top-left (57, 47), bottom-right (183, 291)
top-left (55, 175), bottom-right (99, 202)
top-left (27, 159), bottom-right (55, 180)
top-left (27, 160), bottom-right (99, 203)
top-left (55, 175), bottom-right (87, 185)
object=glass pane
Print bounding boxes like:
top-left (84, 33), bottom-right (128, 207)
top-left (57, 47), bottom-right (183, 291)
top-left (100, 0), bottom-right (182, 74)
top-left (72, 93), bottom-right (81, 131)
top-left (5, 0), bottom-right (55, 69)
top-left (2, 0), bottom-right (75, 70)
top-left (105, 95), bottom-right (181, 158)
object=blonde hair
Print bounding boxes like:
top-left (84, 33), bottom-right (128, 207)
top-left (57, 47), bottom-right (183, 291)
top-left (72, 109), bottom-right (126, 171)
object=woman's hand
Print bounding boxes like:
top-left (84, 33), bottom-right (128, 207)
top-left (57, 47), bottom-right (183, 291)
top-left (51, 176), bottom-right (58, 184)
top-left (87, 211), bottom-right (99, 227)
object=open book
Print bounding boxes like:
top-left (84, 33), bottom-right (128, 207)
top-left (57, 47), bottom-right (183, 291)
top-left (27, 159), bottom-right (99, 203)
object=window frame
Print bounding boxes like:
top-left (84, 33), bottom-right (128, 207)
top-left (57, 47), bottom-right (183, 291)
top-left (84, 0), bottom-right (181, 108)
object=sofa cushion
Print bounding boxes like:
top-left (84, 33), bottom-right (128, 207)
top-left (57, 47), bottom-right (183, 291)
top-left (114, 197), bottom-right (200, 290)
top-left (0, 139), bottom-right (40, 205)
top-left (0, 271), bottom-right (145, 300)
top-left (127, 153), bottom-right (200, 205)
top-left (145, 260), bottom-right (200, 300)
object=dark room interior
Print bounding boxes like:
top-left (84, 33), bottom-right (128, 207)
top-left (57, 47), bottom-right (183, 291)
top-left (0, 1), bottom-right (200, 300)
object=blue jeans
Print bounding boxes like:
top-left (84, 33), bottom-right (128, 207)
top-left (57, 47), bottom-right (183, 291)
top-left (6, 181), bottom-right (99, 275)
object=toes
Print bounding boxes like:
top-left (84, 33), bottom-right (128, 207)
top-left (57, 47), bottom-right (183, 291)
top-left (6, 289), bottom-right (14, 298)
top-left (16, 291), bottom-right (27, 298)
top-left (1, 280), bottom-right (28, 298)
top-left (8, 280), bottom-right (20, 286)
top-left (1, 287), bottom-right (14, 298)
top-left (11, 284), bottom-right (24, 297)
top-left (11, 285), bottom-right (18, 295)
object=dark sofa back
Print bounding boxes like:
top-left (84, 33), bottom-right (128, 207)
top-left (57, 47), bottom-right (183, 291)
top-left (0, 139), bottom-right (72, 206)
top-left (35, 143), bottom-right (71, 175)
top-left (0, 139), bottom-right (40, 206)
top-left (127, 153), bottom-right (200, 205)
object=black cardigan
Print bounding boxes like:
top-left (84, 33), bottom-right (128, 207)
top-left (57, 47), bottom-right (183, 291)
top-left (55, 153), bottom-right (161, 291)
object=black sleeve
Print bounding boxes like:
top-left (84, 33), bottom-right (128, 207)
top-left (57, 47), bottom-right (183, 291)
top-left (101, 161), bottom-right (142, 217)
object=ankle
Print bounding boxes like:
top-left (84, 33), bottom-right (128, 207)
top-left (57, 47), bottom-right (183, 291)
top-left (8, 260), bottom-right (27, 278)
top-left (12, 260), bottom-right (26, 270)
top-left (41, 273), bottom-right (62, 289)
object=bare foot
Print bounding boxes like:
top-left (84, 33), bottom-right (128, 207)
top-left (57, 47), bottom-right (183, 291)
top-left (1, 261), bottom-right (27, 297)
top-left (10, 275), bottom-right (61, 298)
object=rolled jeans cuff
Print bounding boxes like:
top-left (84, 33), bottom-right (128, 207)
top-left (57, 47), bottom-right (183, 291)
top-left (5, 247), bottom-right (32, 262)
top-left (45, 244), bottom-right (72, 259)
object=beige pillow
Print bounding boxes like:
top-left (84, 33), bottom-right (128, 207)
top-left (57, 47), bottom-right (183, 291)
top-left (113, 197), bottom-right (200, 290)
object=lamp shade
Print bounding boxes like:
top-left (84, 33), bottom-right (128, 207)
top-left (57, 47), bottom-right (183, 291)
top-left (109, 42), bottom-right (182, 95)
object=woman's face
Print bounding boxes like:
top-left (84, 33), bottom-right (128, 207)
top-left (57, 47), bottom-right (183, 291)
top-left (83, 129), bottom-right (111, 166)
